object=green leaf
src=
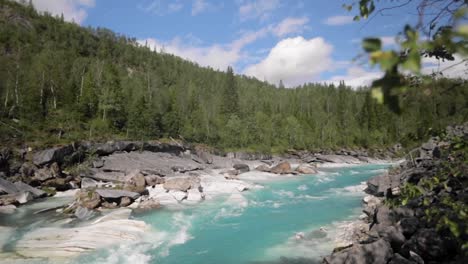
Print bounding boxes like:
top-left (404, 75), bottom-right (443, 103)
top-left (353, 15), bottom-right (361, 21)
top-left (402, 50), bottom-right (421, 73)
top-left (362, 38), bottom-right (382, 52)
top-left (371, 87), bottom-right (384, 104)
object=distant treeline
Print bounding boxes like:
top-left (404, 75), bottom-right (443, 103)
top-left (1, 0), bottom-right (467, 152)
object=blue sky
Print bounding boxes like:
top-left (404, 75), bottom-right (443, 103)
top-left (24, 0), bottom-right (466, 87)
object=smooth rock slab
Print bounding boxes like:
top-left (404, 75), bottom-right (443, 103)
top-left (14, 219), bottom-right (149, 258)
top-left (14, 181), bottom-right (46, 198)
top-left (95, 189), bottom-right (140, 200)
top-left (0, 177), bottom-right (18, 194)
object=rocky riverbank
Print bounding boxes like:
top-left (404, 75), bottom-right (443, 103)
top-left (324, 123), bottom-right (468, 264)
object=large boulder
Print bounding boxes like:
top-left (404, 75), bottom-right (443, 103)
top-left (19, 162), bottom-right (38, 177)
top-left (324, 238), bottom-right (393, 264)
top-left (270, 161), bottom-right (292, 174)
top-left (0, 177), bottom-right (18, 194)
top-left (255, 164), bottom-right (271, 172)
top-left (76, 190), bottom-right (101, 209)
top-left (233, 163), bottom-right (250, 174)
top-left (295, 164), bottom-right (317, 174)
top-left (366, 172), bottom-right (401, 197)
top-left (194, 147), bottom-right (213, 164)
top-left (14, 181), bottom-right (46, 198)
top-left (95, 189), bottom-right (140, 200)
top-left (138, 198), bottom-right (161, 210)
top-left (33, 145), bottom-right (74, 166)
top-left (163, 177), bottom-right (198, 191)
top-left (123, 170), bottom-right (146, 193)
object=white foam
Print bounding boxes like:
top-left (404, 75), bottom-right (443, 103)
top-left (327, 182), bottom-right (367, 196)
top-left (297, 184), bottom-right (308, 191)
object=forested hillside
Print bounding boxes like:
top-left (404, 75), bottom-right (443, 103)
top-left (0, 0), bottom-right (467, 152)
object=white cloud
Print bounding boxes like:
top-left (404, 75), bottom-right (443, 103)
top-left (272, 17), bottom-right (309, 37)
top-left (238, 0), bottom-right (281, 21)
top-left (323, 15), bottom-right (354, 26)
top-left (327, 66), bottom-right (383, 88)
top-left (192, 0), bottom-right (210, 15)
top-left (21, 0), bottom-right (95, 24)
top-left (244, 37), bottom-right (334, 87)
top-left (140, 0), bottom-right (184, 15)
top-left (422, 54), bottom-right (468, 79)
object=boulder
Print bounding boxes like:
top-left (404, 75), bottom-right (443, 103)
top-left (270, 161), bottom-right (292, 174)
top-left (0, 195), bottom-right (18, 206)
top-left (119, 196), bottom-right (132, 207)
top-left (0, 177), bottom-right (18, 194)
top-left (42, 177), bottom-right (70, 191)
top-left (123, 170), bottom-right (146, 193)
top-left (101, 201), bottom-right (118, 209)
top-left (295, 164), bottom-right (318, 174)
top-left (14, 181), bottom-right (46, 198)
top-left (19, 162), bottom-right (37, 177)
top-left (76, 190), bottom-right (101, 209)
top-left (255, 164), bottom-right (271, 172)
top-left (144, 175), bottom-right (165, 186)
top-left (324, 238), bottom-right (393, 264)
top-left (163, 177), bottom-right (197, 192)
top-left (33, 145), bottom-right (74, 166)
top-left (80, 177), bottom-right (100, 189)
top-left (376, 225), bottom-right (406, 251)
top-left (138, 198), bottom-right (161, 210)
top-left (398, 217), bottom-right (420, 238)
top-left (233, 164), bottom-right (250, 174)
top-left (388, 253), bottom-right (416, 264)
top-left (0, 204), bottom-right (16, 214)
top-left (366, 173), bottom-right (400, 197)
top-left (95, 189), bottom-right (140, 200)
top-left (92, 159), bottom-right (104, 168)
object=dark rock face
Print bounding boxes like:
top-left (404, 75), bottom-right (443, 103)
top-left (324, 238), bottom-right (393, 264)
top-left (401, 228), bottom-right (457, 261)
top-left (33, 145), bottom-right (74, 166)
top-left (398, 217), bottom-right (420, 238)
top-left (233, 163), bottom-right (250, 174)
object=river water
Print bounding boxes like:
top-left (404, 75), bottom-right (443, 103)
top-left (67, 164), bottom-right (388, 264)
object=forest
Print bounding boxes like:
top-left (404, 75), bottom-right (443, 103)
top-left (0, 0), bottom-right (467, 152)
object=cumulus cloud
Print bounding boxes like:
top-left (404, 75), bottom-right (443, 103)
top-left (422, 54), bottom-right (468, 79)
top-left (244, 37), bottom-right (334, 87)
top-left (271, 17), bottom-right (309, 37)
top-left (238, 0), bottom-right (281, 21)
top-left (20, 0), bottom-right (95, 24)
top-left (323, 15), bottom-right (354, 26)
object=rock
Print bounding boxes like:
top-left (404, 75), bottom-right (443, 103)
top-left (0, 177), bottom-right (18, 194)
top-left (201, 176), bottom-right (249, 197)
top-left (366, 173), bottom-right (400, 197)
top-left (0, 204), bottom-right (16, 214)
top-left (186, 188), bottom-right (204, 203)
top-left (119, 196), bottom-right (132, 207)
top-left (316, 154), bottom-right (361, 164)
top-left (92, 208), bottom-right (132, 224)
top-left (324, 238), bottom-right (393, 264)
top-left (255, 164), bottom-right (271, 172)
top-left (295, 164), bottom-right (318, 174)
top-left (19, 162), bottom-right (37, 177)
top-left (101, 201), bottom-right (118, 209)
top-left (401, 228), bottom-right (456, 261)
top-left (163, 177), bottom-right (197, 191)
top-left (270, 161), bottom-right (292, 174)
top-left (388, 253), bottom-right (415, 264)
top-left (33, 168), bottom-right (54, 182)
top-left (92, 159), bottom-right (104, 168)
top-left (144, 175), bottom-right (165, 186)
top-left (194, 147), bottom-right (213, 164)
top-left (169, 190), bottom-right (187, 201)
top-left (14, 181), bottom-right (46, 198)
top-left (76, 190), bottom-right (101, 209)
top-left (14, 191), bottom-right (34, 204)
top-left (138, 198), bottom-right (161, 210)
top-left (33, 145), bottom-right (74, 166)
top-left (74, 206), bottom-right (95, 220)
top-left (0, 195), bottom-right (17, 206)
top-left (233, 164), bottom-right (250, 174)
top-left (42, 177), bottom-right (70, 191)
top-left (222, 169), bottom-right (239, 179)
top-left (95, 189), bottom-right (140, 200)
top-left (14, 219), bottom-right (150, 258)
top-left (376, 225), bottom-right (406, 251)
top-left (81, 177), bottom-right (99, 189)
top-left (398, 217), bottom-right (420, 238)
top-left (123, 170), bottom-right (146, 193)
